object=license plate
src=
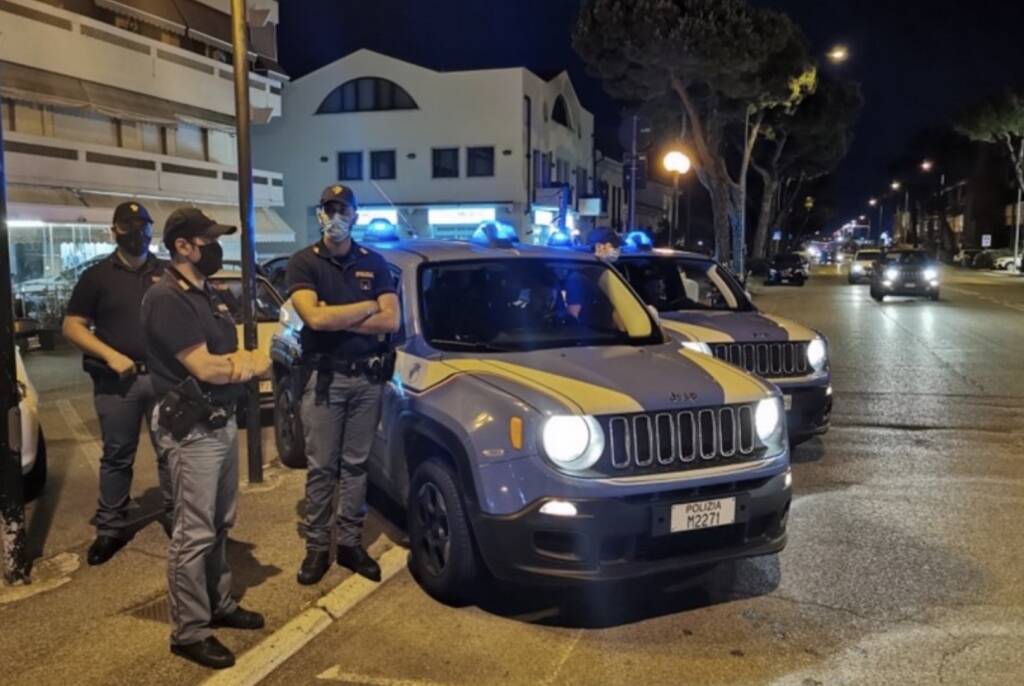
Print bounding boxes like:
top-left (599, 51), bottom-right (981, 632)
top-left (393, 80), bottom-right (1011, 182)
top-left (904, 282), bottom-right (917, 288)
top-left (670, 497), bottom-right (736, 533)
top-left (259, 379), bottom-right (273, 394)
top-left (784, 394), bottom-right (793, 411)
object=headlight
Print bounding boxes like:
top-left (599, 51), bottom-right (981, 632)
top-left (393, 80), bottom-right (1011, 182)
top-left (806, 337), bottom-right (827, 371)
top-left (681, 341), bottom-right (713, 356)
top-left (923, 267), bottom-right (938, 281)
top-left (755, 398), bottom-right (782, 442)
top-left (885, 267), bottom-right (899, 281)
top-left (541, 415), bottom-right (604, 471)
top-left (852, 264), bottom-right (863, 273)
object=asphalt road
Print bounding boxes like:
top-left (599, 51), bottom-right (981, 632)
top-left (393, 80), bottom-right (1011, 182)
top-left (261, 265), bottom-right (1024, 686)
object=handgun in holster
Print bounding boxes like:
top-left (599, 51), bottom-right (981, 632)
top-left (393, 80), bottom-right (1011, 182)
top-left (157, 377), bottom-right (227, 441)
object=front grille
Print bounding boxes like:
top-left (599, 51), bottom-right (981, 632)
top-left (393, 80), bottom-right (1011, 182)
top-left (711, 342), bottom-right (810, 378)
top-left (599, 405), bottom-right (764, 477)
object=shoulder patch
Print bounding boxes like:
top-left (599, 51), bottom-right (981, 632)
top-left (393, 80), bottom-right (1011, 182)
top-left (355, 270), bottom-right (375, 279)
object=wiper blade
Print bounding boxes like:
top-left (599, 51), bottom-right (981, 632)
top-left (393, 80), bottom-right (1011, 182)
top-left (429, 339), bottom-right (515, 353)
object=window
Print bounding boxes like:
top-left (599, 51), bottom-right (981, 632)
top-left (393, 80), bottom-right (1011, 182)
top-left (467, 147), bottom-right (495, 177)
top-left (551, 95), bottom-right (572, 130)
top-left (432, 148), bottom-right (459, 178)
top-left (338, 151), bottom-right (363, 181)
top-left (370, 150), bottom-right (396, 180)
top-left (316, 78), bottom-right (419, 114)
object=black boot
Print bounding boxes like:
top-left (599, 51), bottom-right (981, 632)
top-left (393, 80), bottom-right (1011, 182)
top-left (87, 535), bottom-right (128, 566)
top-left (297, 549), bottom-right (331, 585)
top-left (171, 636), bottom-right (235, 670)
top-left (337, 545), bottom-right (381, 582)
top-left (212, 606), bottom-right (265, 630)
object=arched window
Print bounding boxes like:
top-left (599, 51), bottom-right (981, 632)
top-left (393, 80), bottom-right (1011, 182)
top-left (316, 78), bottom-right (418, 114)
top-left (551, 95), bottom-right (572, 130)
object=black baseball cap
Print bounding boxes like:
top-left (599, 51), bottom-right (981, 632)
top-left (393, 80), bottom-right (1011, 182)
top-left (112, 201), bottom-right (153, 226)
top-left (587, 227), bottom-right (622, 248)
top-left (319, 183), bottom-right (358, 210)
top-left (162, 207), bottom-right (236, 251)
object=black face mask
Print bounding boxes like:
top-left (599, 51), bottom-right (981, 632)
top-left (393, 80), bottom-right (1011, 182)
top-left (115, 230), bottom-right (148, 257)
top-left (192, 241), bottom-right (223, 277)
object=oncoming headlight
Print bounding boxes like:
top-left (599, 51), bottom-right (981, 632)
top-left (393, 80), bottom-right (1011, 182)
top-left (681, 341), bottom-right (713, 356)
top-left (885, 267), bottom-right (899, 281)
top-left (923, 267), bottom-right (938, 281)
top-left (806, 337), bottom-right (827, 372)
top-left (541, 415), bottom-right (605, 471)
top-left (755, 398), bottom-right (783, 443)
top-left (852, 264), bottom-right (864, 273)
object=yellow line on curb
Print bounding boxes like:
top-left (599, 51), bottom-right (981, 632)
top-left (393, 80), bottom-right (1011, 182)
top-left (201, 546), bottom-right (407, 686)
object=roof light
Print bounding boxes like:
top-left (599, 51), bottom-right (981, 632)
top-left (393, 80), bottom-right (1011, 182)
top-left (546, 230), bottom-right (572, 248)
top-left (363, 218), bottom-right (401, 243)
top-left (471, 221), bottom-right (519, 247)
top-left (623, 231), bottom-right (654, 252)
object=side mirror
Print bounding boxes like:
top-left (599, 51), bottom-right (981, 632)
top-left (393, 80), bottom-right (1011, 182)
top-left (646, 304), bottom-right (660, 322)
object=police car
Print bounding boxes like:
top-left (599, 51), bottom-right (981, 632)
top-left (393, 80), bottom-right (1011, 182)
top-left (614, 234), bottom-right (831, 445)
top-left (270, 222), bottom-right (792, 603)
top-left (15, 347), bottom-right (47, 501)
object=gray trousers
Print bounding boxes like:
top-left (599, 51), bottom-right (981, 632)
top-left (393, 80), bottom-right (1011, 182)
top-left (153, 411), bottom-right (239, 646)
top-left (93, 373), bottom-right (172, 538)
top-left (301, 371), bottom-right (382, 551)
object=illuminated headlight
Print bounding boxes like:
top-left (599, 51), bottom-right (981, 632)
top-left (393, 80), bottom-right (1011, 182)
top-left (885, 267), bottom-right (899, 281)
top-left (541, 415), bottom-right (605, 471)
top-left (681, 341), bottom-right (713, 356)
top-left (837, 255), bottom-right (844, 263)
top-left (806, 337), bottom-right (827, 372)
top-left (852, 264), bottom-right (864, 273)
top-left (539, 500), bottom-right (578, 517)
top-left (755, 398), bottom-right (783, 443)
top-left (923, 267), bottom-right (938, 281)
top-left (784, 469), bottom-right (793, 489)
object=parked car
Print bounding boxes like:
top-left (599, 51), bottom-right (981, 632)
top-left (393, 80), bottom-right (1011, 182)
top-left (994, 254), bottom-right (1018, 270)
top-left (848, 248), bottom-right (883, 284)
top-left (14, 346), bottom-right (47, 501)
top-left (616, 248), bottom-right (831, 445)
top-left (870, 249), bottom-right (940, 302)
top-left (953, 248), bottom-right (981, 267)
top-left (13, 255), bottom-right (108, 350)
top-left (970, 249), bottom-right (1011, 270)
top-left (765, 253), bottom-right (808, 286)
top-left (270, 233), bottom-right (792, 603)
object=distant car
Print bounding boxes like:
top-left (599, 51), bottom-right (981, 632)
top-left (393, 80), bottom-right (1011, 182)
top-left (994, 254), bottom-right (1018, 270)
top-left (848, 249), bottom-right (883, 284)
top-left (870, 249), bottom-right (940, 302)
top-left (14, 255), bottom-right (108, 350)
top-left (954, 248), bottom-right (981, 267)
top-left (15, 346), bottom-right (46, 501)
top-left (766, 253), bottom-right (808, 286)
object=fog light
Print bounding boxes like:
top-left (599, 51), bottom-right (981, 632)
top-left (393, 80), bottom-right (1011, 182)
top-left (784, 470), bottom-right (793, 489)
top-left (540, 500), bottom-right (578, 517)
top-left (930, 280), bottom-right (939, 287)
top-left (882, 280), bottom-right (893, 287)
top-left (826, 385), bottom-right (833, 396)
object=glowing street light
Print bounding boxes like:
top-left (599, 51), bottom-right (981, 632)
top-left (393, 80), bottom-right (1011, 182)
top-left (921, 159), bottom-right (934, 172)
top-left (891, 181), bottom-right (902, 191)
top-left (663, 151), bottom-right (692, 174)
top-left (663, 150), bottom-right (692, 247)
top-left (869, 198), bottom-right (878, 207)
top-left (859, 215), bottom-right (867, 221)
top-left (827, 44), bottom-right (850, 64)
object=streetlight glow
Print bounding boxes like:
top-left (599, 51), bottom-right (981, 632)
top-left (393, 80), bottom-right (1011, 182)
top-left (869, 198), bottom-right (878, 207)
top-left (827, 44), bottom-right (850, 64)
top-left (663, 150), bottom-right (692, 174)
top-left (921, 159), bottom-right (934, 172)
top-left (891, 181), bottom-right (902, 191)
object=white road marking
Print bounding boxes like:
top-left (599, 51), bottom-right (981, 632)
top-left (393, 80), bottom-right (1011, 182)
top-left (56, 399), bottom-right (102, 475)
top-left (201, 544), bottom-right (407, 686)
top-left (316, 668), bottom-right (452, 685)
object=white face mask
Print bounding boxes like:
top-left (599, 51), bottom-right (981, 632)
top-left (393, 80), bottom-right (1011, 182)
top-left (321, 212), bottom-right (352, 243)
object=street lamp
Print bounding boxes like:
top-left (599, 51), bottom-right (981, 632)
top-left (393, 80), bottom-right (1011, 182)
top-left (891, 181), bottom-right (901, 191)
top-left (921, 159), bottom-right (934, 172)
top-left (827, 44), bottom-right (850, 64)
top-left (663, 150), bottom-right (692, 247)
top-left (869, 198), bottom-right (877, 207)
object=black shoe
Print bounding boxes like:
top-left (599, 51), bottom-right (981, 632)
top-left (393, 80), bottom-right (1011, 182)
top-left (170, 636), bottom-right (235, 670)
top-left (297, 550), bottom-right (330, 586)
top-left (336, 545), bottom-right (381, 582)
top-left (212, 606), bottom-right (265, 630)
top-left (87, 535), bottom-right (128, 566)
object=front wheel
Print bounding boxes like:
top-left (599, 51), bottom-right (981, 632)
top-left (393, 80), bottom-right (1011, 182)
top-left (870, 286), bottom-right (884, 302)
top-left (273, 380), bottom-right (306, 469)
top-left (408, 458), bottom-right (480, 605)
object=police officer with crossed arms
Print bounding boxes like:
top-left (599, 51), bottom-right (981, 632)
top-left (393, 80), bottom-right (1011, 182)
top-left (286, 184), bottom-right (400, 585)
top-left (142, 207), bottom-right (271, 669)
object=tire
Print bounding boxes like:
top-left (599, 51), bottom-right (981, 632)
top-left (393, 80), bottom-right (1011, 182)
top-left (870, 286), bottom-right (883, 302)
top-left (273, 380), bottom-right (306, 469)
top-left (408, 458), bottom-right (480, 605)
top-left (23, 430), bottom-right (47, 502)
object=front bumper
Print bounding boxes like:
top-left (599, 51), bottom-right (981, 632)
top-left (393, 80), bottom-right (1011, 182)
top-left (470, 470), bottom-right (790, 585)
top-left (775, 379), bottom-right (832, 442)
top-left (876, 278), bottom-right (939, 296)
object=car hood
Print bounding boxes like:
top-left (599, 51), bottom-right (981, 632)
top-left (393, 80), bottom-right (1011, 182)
top-left (396, 343), bottom-right (773, 416)
top-left (659, 311), bottom-right (818, 344)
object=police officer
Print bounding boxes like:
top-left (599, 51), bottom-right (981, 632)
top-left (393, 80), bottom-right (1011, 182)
top-left (286, 184), bottom-right (399, 585)
top-left (142, 207), bottom-right (270, 669)
top-left (566, 227), bottom-right (622, 325)
top-left (63, 202), bottom-right (172, 566)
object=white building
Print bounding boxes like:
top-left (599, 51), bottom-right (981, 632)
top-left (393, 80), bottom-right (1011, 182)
top-left (594, 151), bottom-right (672, 239)
top-left (0, 0), bottom-right (290, 283)
top-left (252, 49), bottom-right (596, 245)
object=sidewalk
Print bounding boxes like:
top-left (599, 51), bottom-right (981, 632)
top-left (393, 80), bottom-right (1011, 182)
top-left (2, 343), bottom-right (405, 686)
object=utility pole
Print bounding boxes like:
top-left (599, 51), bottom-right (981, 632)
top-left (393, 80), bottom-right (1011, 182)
top-left (627, 115), bottom-right (638, 232)
top-left (1015, 185), bottom-right (1022, 274)
top-left (0, 83), bottom-right (30, 584)
top-left (230, 0), bottom-right (262, 484)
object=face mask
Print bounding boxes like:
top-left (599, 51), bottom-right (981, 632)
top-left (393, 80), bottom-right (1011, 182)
top-left (116, 230), bottom-right (148, 257)
top-left (192, 241), bottom-right (223, 277)
top-left (322, 212), bottom-right (353, 243)
top-left (601, 248), bottom-right (621, 263)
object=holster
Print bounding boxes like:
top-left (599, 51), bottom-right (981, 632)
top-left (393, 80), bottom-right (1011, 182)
top-left (157, 377), bottom-right (230, 440)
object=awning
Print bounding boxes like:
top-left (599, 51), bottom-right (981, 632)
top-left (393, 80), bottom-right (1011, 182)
top-left (174, 0), bottom-right (233, 53)
top-left (95, 0), bottom-right (186, 35)
top-left (255, 56), bottom-right (288, 81)
top-left (5, 185), bottom-right (111, 225)
top-left (0, 61), bottom-right (233, 130)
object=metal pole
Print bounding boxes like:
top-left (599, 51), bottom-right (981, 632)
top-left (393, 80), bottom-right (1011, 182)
top-left (230, 0), bottom-right (262, 483)
top-left (670, 172), bottom-right (679, 247)
top-left (1015, 186), bottom-right (1022, 274)
top-left (627, 115), bottom-right (637, 232)
top-left (0, 87), bottom-right (30, 584)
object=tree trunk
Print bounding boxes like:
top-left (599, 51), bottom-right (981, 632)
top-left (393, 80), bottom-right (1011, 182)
top-left (707, 178), bottom-right (733, 261)
top-left (753, 174), bottom-right (778, 260)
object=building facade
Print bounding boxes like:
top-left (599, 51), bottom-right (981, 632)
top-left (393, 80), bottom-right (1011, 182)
top-left (594, 151), bottom-right (672, 240)
top-left (252, 49), bottom-right (596, 245)
top-left (1, 0), bottom-right (290, 284)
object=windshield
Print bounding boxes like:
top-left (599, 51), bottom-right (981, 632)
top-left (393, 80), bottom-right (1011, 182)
top-left (855, 250), bottom-right (881, 261)
top-left (885, 251), bottom-right (931, 266)
top-left (618, 257), bottom-right (752, 312)
top-left (208, 276), bottom-right (283, 323)
top-left (419, 259), bottom-right (661, 351)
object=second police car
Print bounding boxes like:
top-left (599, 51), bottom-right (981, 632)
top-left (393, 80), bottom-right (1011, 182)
top-left (271, 223), bottom-right (792, 603)
top-left (614, 233), bottom-right (832, 445)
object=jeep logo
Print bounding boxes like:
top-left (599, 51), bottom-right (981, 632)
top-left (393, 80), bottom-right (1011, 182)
top-left (752, 331), bottom-right (771, 339)
top-left (670, 392), bottom-right (698, 403)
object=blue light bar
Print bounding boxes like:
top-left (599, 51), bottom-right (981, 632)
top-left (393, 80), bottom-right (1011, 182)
top-left (546, 230), bottom-right (572, 247)
top-left (471, 221), bottom-right (520, 247)
top-left (364, 218), bottom-right (401, 242)
top-left (623, 230), bottom-right (654, 252)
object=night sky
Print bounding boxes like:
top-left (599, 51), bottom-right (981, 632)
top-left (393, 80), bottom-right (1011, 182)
top-left (279, 0), bottom-right (1024, 229)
